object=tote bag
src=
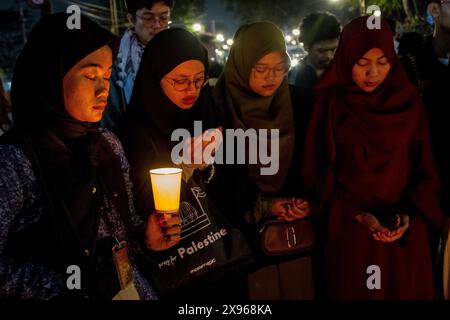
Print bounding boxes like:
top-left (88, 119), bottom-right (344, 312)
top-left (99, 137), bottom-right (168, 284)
top-left (141, 171), bottom-right (252, 296)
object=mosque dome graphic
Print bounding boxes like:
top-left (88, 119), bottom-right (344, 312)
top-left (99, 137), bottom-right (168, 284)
top-left (178, 187), bottom-right (211, 239)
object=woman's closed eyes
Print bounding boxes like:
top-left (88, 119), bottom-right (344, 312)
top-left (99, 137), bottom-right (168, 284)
top-left (356, 56), bottom-right (388, 67)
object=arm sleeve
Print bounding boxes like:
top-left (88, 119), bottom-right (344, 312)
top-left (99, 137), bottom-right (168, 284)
top-left (0, 145), bottom-right (63, 300)
top-left (302, 92), bottom-right (337, 213)
top-left (244, 193), bottom-right (273, 225)
top-left (407, 107), bottom-right (446, 230)
top-left (101, 130), bottom-right (145, 230)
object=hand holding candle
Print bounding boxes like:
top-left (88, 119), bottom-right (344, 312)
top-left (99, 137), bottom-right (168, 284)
top-left (145, 212), bottom-right (181, 251)
top-left (145, 168), bottom-right (182, 251)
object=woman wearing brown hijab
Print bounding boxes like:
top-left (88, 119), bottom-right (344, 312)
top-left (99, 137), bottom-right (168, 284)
top-left (303, 16), bottom-right (447, 299)
top-left (212, 22), bottom-right (314, 300)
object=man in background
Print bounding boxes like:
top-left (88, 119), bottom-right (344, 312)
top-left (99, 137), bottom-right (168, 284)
top-left (103, 0), bottom-right (175, 134)
top-left (289, 12), bottom-right (341, 89)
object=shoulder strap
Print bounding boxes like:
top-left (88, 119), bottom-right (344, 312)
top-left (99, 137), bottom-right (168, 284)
top-left (407, 54), bottom-right (424, 97)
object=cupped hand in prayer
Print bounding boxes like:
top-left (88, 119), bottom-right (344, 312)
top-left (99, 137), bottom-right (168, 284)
top-left (356, 213), bottom-right (409, 242)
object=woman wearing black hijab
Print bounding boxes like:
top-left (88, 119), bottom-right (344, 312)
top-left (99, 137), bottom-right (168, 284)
top-left (123, 28), bottom-right (249, 299)
top-left (124, 27), bottom-right (218, 222)
top-left (0, 13), bottom-right (157, 300)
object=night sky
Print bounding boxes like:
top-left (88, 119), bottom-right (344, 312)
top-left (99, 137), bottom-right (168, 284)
top-left (204, 0), bottom-right (239, 34)
top-left (1, 0), bottom-right (349, 38)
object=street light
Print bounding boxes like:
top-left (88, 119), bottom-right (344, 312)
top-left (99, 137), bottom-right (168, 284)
top-left (292, 29), bottom-right (300, 36)
top-left (226, 39), bottom-right (234, 46)
top-left (216, 34), bottom-right (225, 42)
top-left (193, 23), bottom-right (203, 32)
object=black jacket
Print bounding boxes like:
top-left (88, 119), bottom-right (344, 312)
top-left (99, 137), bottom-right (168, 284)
top-left (401, 35), bottom-right (450, 215)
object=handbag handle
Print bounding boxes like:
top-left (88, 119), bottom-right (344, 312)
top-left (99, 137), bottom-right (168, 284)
top-left (286, 226), bottom-right (297, 248)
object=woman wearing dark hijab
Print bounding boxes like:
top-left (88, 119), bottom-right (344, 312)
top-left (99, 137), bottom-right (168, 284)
top-left (123, 28), bottom-right (239, 299)
top-left (303, 16), bottom-right (447, 299)
top-left (211, 22), bottom-right (314, 299)
top-left (0, 13), bottom-right (157, 300)
top-left (124, 27), bottom-right (218, 219)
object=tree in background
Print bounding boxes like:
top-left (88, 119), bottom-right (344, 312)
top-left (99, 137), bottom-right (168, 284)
top-left (339, 0), bottom-right (432, 34)
top-left (338, 0), bottom-right (428, 20)
top-left (221, 0), bottom-right (432, 34)
top-left (220, 0), bottom-right (316, 28)
top-left (54, 0), bottom-right (205, 35)
top-left (171, 0), bottom-right (205, 26)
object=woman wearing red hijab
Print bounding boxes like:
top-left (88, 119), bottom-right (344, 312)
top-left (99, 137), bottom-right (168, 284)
top-left (303, 16), bottom-right (447, 299)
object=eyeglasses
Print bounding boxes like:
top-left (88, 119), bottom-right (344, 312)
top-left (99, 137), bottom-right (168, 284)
top-left (252, 63), bottom-right (290, 79)
top-left (441, 0), bottom-right (450, 4)
top-left (165, 77), bottom-right (208, 91)
top-left (136, 14), bottom-right (170, 26)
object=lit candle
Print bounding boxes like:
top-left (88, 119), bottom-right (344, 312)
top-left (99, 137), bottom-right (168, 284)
top-left (149, 168), bottom-right (182, 214)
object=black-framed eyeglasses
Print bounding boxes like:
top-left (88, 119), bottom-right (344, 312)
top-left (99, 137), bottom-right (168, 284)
top-left (252, 62), bottom-right (290, 79)
top-left (165, 77), bottom-right (208, 91)
top-left (136, 14), bottom-right (170, 25)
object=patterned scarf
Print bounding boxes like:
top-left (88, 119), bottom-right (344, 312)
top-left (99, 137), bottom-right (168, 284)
top-left (115, 29), bottom-right (145, 104)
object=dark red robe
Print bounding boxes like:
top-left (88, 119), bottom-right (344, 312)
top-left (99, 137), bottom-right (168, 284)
top-left (303, 17), bottom-right (446, 299)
